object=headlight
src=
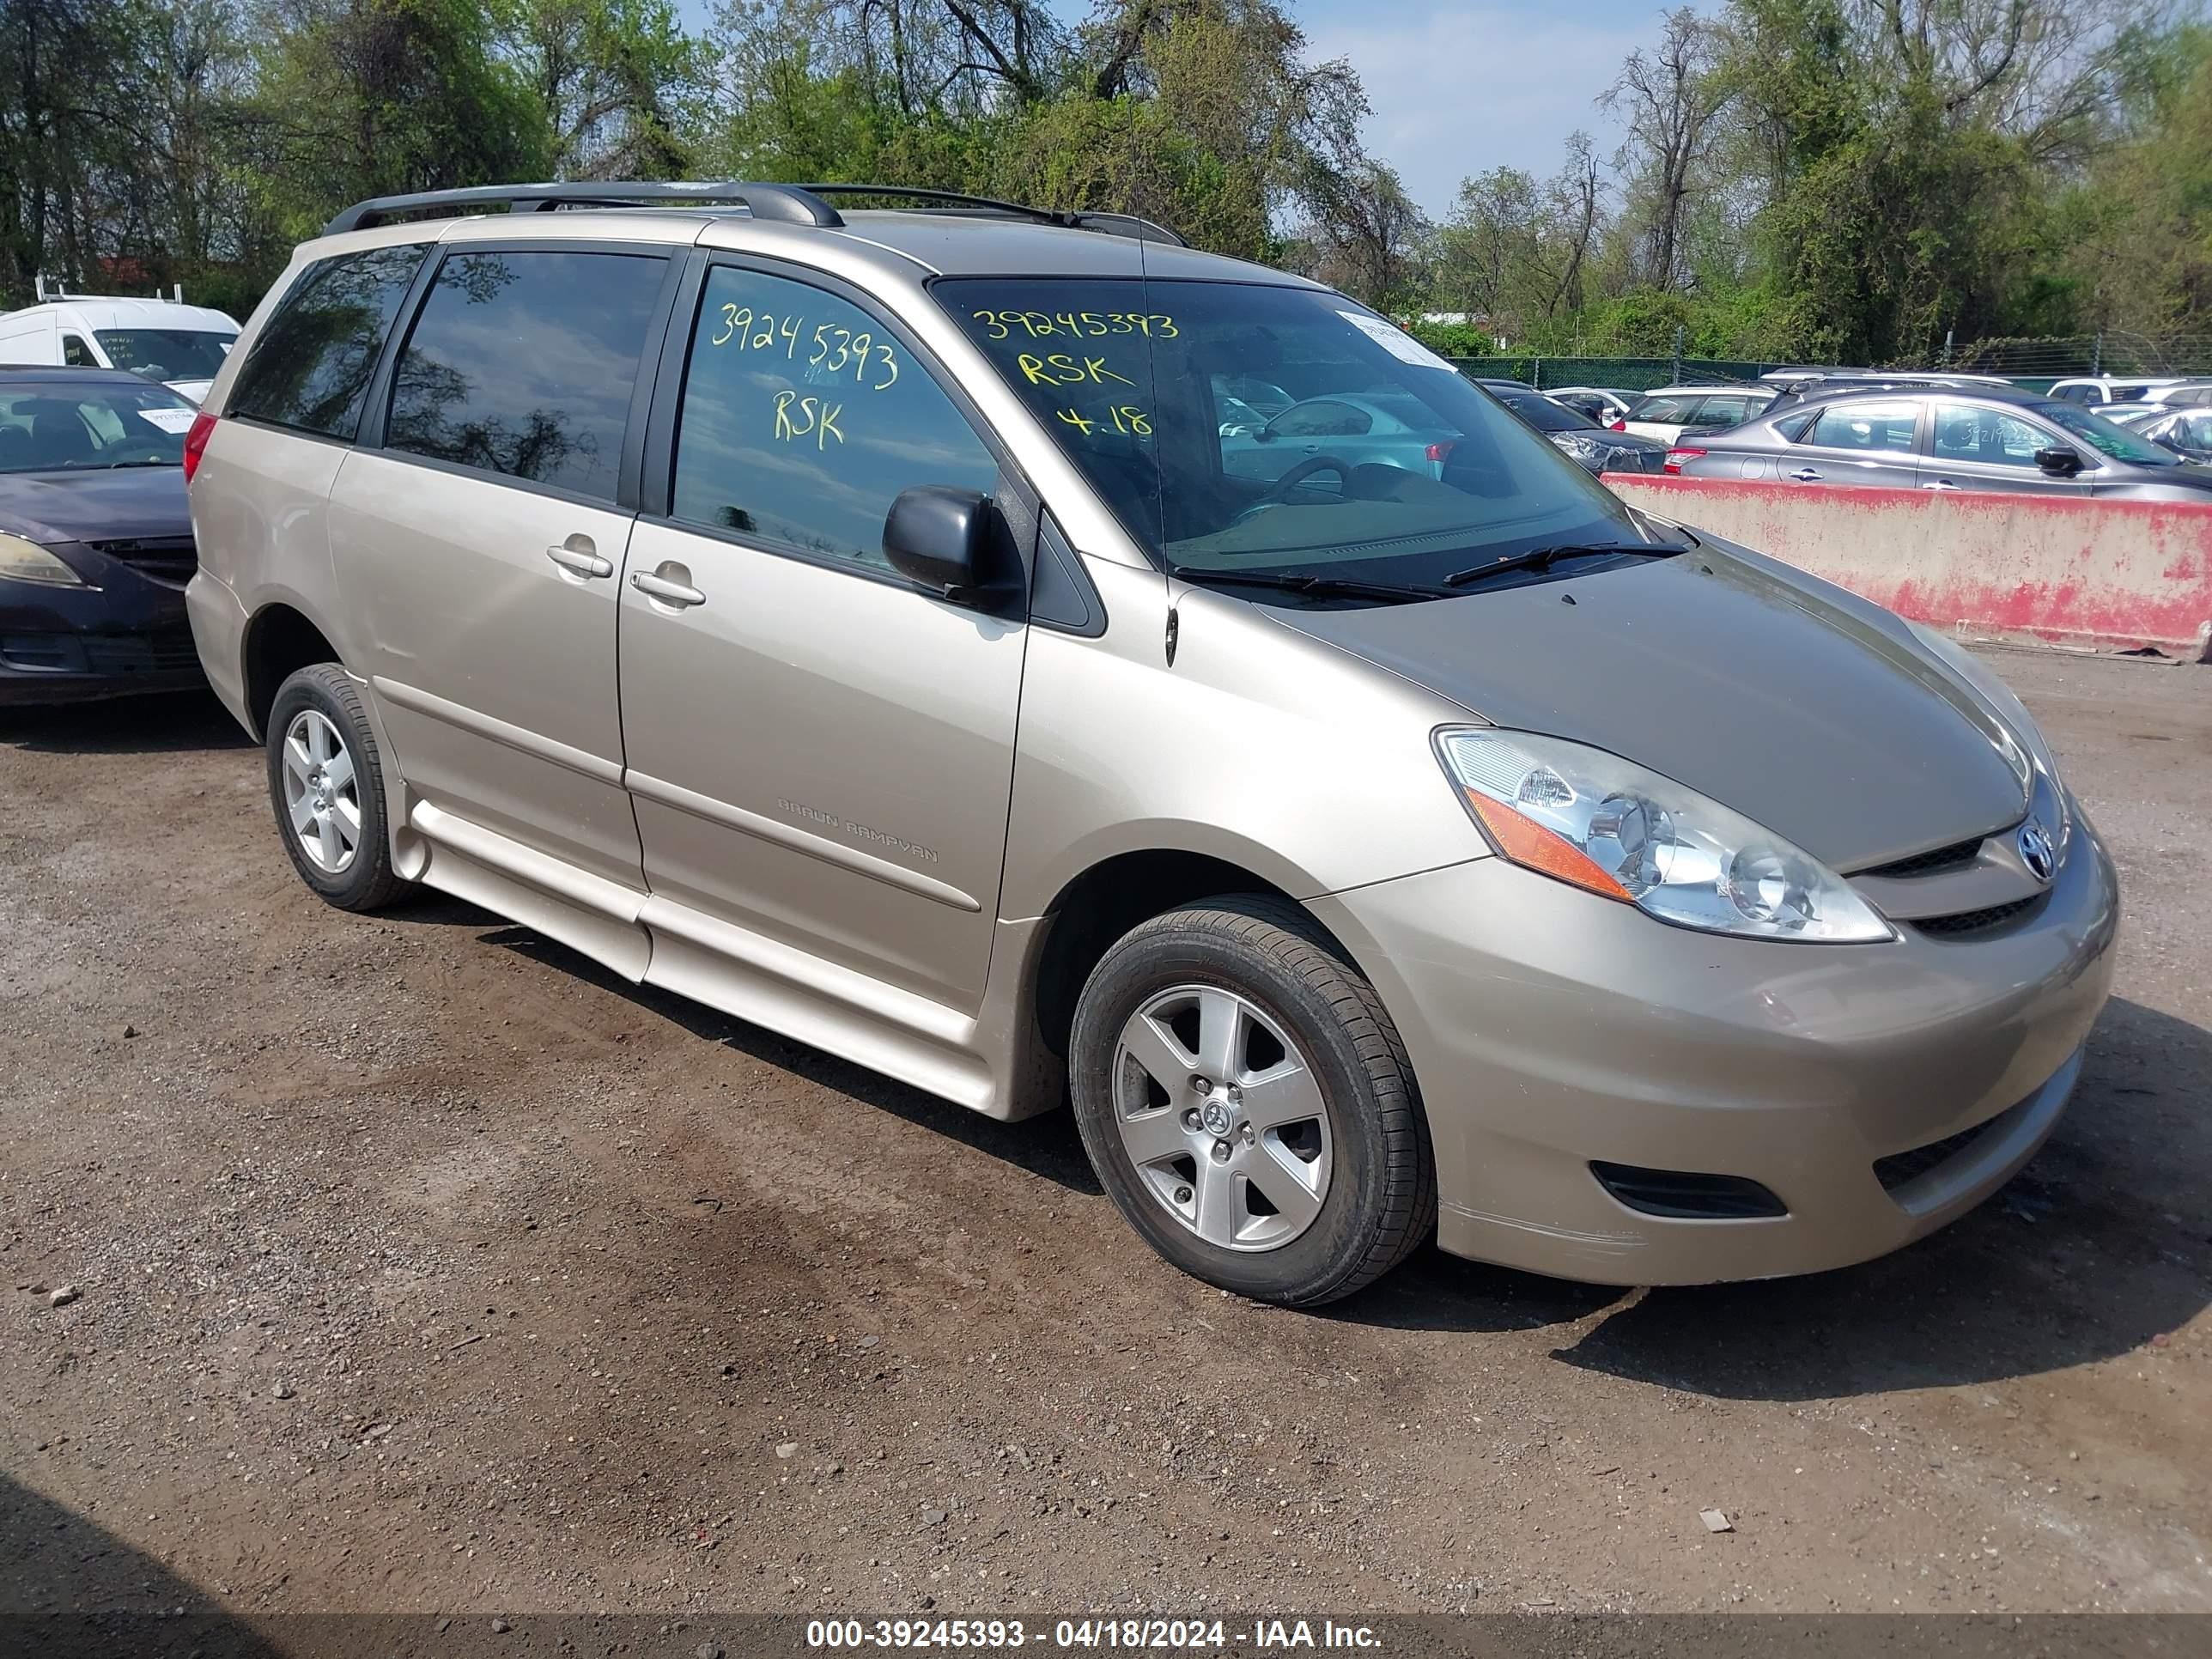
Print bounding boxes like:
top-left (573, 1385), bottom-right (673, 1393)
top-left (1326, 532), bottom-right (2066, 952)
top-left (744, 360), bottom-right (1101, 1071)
top-left (1434, 727), bottom-right (1894, 943)
top-left (0, 534), bottom-right (87, 586)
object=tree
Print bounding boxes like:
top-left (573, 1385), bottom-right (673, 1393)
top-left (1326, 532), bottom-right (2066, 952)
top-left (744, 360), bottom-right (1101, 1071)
top-left (1602, 7), bottom-right (1735, 291)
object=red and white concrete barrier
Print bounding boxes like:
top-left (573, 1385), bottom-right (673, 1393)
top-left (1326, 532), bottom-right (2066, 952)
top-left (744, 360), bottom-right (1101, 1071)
top-left (1607, 475), bottom-right (2212, 662)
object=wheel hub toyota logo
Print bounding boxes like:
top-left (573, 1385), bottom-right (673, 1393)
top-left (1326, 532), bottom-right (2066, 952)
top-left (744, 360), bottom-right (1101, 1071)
top-left (2018, 818), bottom-right (2056, 884)
top-left (1200, 1098), bottom-right (1236, 1137)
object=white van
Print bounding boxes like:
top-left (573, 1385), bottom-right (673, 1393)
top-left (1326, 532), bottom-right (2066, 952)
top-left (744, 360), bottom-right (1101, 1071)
top-left (0, 285), bottom-right (240, 404)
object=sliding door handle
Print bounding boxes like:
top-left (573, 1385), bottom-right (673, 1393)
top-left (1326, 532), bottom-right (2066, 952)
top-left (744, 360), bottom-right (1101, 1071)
top-left (632, 566), bottom-right (706, 608)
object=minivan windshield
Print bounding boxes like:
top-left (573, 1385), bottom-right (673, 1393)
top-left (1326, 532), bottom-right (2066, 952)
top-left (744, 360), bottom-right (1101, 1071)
top-left (939, 279), bottom-right (1661, 588)
top-left (94, 327), bottom-right (235, 382)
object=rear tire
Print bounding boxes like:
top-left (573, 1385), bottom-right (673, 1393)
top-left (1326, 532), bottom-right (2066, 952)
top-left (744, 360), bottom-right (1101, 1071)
top-left (264, 664), bottom-right (405, 912)
top-left (1068, 894), bottom-right (1435, 1306)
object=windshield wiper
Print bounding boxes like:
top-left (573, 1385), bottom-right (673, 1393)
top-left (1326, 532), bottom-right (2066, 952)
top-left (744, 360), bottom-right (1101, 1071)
top-left (1170, 565), bottom-right (1451, 605)
top-left (1443, 541), bottom-right (1687, 588)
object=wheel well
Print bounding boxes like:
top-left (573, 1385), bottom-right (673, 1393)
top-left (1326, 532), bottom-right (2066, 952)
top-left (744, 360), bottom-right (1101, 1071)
top-left (242, 605), bottom-right (340, 739)
top-left (1030, 851), bottom-right (1303, 1067)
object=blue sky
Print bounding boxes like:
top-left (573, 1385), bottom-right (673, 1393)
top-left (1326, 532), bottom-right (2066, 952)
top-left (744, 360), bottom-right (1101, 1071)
top-left (678, 1), bottom-right (1692, 218)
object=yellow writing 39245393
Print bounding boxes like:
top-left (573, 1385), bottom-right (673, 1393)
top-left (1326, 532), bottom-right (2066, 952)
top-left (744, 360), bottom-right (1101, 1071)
top-left (773, 390), bottom-right (845, 450)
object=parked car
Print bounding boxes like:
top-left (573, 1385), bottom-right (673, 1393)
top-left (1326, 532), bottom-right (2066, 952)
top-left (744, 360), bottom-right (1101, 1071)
top-left (2044, 375), bottom-right (2191, 406)
top-left (185, 180), bottom-right (2115, 1305)
top-left (1483, 382), bottom-right (1668, 475)
top-left (1221, 392), bottom-right (1456, 483)
top-left (1762, 372), bottom-right (2018, 413)
top-left (0, 367), bottom-right (204, 703)
top-left (1544, 386), bottom-right (1637, 424)
top-left (1762, 368), bottom-right (2011, 394)
top-left (1613, 384), bottom-right (1776, 444)
top-left (1671, 383), bottom-right (2212, 498)
top-left (0, 284), bottom-right (241, 404)
top-left (2129, 407), bottom-right (2212, 461)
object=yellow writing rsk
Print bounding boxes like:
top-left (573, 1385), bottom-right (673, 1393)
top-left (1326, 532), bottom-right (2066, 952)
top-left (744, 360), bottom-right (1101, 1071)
top-left (1017, 353), bottom-right (1139, 388)
top-left (774, 390), bottom-right (846, 450)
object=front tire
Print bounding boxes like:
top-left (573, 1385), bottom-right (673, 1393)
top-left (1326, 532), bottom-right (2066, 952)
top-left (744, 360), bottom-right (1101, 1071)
top-left (1068, 895), bottom-right (1435, 1306)
top-left (264, 663), bottom-right (405, 912)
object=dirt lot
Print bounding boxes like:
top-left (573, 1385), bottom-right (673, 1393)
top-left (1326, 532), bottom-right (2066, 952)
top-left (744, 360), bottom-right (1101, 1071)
top-left (2, 647), bottom-right (2207, 1626)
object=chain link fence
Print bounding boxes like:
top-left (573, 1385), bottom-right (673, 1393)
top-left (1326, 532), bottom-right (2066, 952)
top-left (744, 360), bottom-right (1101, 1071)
top-left (1443, 356), bottom-right (1789, 392)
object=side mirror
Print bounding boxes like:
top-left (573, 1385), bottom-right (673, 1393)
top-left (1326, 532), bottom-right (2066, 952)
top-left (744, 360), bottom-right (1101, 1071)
top-left (2033, 444), bottom-right (2084, 476)
top-left (883, 486), bottom-right (1013, 608)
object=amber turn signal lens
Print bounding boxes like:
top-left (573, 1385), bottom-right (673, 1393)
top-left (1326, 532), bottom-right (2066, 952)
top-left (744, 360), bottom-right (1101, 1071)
top-left (1463, 789), bottom-right (1632, 902)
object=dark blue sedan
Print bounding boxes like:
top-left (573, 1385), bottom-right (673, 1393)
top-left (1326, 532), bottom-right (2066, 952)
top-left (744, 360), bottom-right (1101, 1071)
top-left (0, 368), bottom-right (205, 704)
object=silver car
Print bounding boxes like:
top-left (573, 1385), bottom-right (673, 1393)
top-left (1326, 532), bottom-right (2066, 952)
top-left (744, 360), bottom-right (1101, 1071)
top-left (1674, 384), bottom-right (2212, 498)
top-left (181, 182), bottom-right (2118, 1304)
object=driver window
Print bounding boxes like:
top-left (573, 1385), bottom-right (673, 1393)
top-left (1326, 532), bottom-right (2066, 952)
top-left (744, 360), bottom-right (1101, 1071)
top-left (1932, 404), bottom-right (2051, 468)
top-left (1272, 400), bottom-right (1371, 437)
top-left (62, 334), bottom-right (96, 368)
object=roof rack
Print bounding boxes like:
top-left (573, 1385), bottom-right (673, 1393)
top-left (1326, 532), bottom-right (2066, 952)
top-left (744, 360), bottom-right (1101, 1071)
top-left (799, 184), bottom-right (1187, 246)
top-left (323, 181), bottom-right (845, 236)
top-left (321, 179), bottom-right (1187, 246)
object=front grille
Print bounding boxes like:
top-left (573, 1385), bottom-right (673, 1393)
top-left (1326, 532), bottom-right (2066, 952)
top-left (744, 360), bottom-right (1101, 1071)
top-left (1875, 1121), bottom-right (1996, 1191)
top-left (88, 535), bottom-right (198, 588)
top-left (1590, 1162), bottom-right (1788, 1219)
top-left (1861, 835), bottom-right (1987, 879)
top-left (1911, 895), bottom-right (2045, 937)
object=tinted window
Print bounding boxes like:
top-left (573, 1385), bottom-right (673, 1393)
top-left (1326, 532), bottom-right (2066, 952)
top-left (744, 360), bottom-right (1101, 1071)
top-left (2049, 384), bottom-right (2090, 404)
top-left (62, 334), bottom-right (96, 368)
top-left (228, 244), bottom-right (426, 440)
top-left (1692, 394), bottom-right (1758, 425)
top-left (1629, 394), bottom-right (1698, 423)
top-left (1496, 392), bottom-right (1586, 434)
top-left (386, 250), bottom-right (663, 501)
top-left (671, 265), bottom-right (998, 572)
top-left (1808, 399), bottom-right (1919, 452)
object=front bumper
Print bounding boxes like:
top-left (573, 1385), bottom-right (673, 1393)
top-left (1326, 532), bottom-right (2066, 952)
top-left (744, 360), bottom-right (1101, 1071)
top-left (1310, 821), bottom-right (2120, 1285)
top-left (0, 556), bottom-right (204, 706)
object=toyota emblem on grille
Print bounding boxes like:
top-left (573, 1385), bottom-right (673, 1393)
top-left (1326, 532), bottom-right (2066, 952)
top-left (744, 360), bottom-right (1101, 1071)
top-left (2017, 818), bottom-right (2057, 884)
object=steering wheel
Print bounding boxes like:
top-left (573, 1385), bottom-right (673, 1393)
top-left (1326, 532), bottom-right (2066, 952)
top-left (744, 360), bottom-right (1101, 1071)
top-left (1234, 454), bottom-right (1354, 524)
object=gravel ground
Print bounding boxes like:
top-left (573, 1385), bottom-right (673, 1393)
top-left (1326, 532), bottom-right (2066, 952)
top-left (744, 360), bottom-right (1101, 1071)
top-left (1, 647), bottom-right (2206, 1626)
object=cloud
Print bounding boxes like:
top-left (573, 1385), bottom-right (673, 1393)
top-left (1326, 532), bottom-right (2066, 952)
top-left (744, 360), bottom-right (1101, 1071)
top-left (1304, 4), bottom-right (1683, 217)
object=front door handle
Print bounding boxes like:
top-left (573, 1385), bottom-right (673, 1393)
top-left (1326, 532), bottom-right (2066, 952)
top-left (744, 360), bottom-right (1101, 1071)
top-left (1923, 477), bottom-right (1961, 490)
top-left (546, 539), bottom-right (612, 579)
top-left (632, 566), bottom-right (706, 608)
top-left (1788, 467), bottom-right (1822, 482)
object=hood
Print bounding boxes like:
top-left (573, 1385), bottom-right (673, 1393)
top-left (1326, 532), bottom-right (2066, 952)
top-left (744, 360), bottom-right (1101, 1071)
top-left (0, 466), bottom-right (191, 546)
top-left (1273, 545), bottom-right (2030, 871)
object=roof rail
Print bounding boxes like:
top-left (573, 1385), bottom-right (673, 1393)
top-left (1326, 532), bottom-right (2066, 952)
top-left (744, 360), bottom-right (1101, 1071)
top-left (798, 184), bottom-right (1188, 246)
top-left (322, 181), bottom-right (846, 236)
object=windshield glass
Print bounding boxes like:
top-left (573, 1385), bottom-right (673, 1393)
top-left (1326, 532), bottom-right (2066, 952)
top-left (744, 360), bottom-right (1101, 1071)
top-left (939, 278), bottom-right (1644, 584)
top-left (0, 381), bottom-right (194, 471)
top-left (94, 327), bottom-right (235, 381)
top-left (2037, 400), bottom-right (2183, 465)
top-left (1492, 390), bottom-right (1589, 434)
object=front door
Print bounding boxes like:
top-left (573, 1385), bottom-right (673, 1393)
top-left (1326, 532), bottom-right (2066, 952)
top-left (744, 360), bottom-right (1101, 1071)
top-left (617, 261), bottom-right (1024, 1012)
top-left (1921, 401), bottom-right (2102, 497)
top-left (328, 245), bottom-right (674, 887)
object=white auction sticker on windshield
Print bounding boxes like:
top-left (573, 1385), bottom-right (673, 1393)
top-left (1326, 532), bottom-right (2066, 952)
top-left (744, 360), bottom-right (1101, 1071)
top-left (1339, 310), bottom-right (1458, 372)
top-left (137, 407), bottom-right (195, 434)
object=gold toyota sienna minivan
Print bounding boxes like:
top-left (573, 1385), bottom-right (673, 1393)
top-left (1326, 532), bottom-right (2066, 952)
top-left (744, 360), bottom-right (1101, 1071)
top-left (183, 182), bottom-right (2118, 1305)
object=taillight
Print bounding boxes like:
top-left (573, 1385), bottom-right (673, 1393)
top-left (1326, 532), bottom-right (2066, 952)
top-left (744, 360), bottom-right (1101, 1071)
top-left (1664, 447), bottom-right (1705, 474)
top-left (1607, 418), bottom-right (1627, 432)
top-left (182, 410), bottom-right (216, 483)
top-left (1425, 441), bottom-right (1455, 464)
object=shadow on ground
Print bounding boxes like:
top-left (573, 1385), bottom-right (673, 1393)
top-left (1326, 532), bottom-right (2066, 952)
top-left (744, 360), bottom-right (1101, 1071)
top-left (0, 691), bottom-right (247, 756)
top-left (394, 896), bottom-right (2209, 1390)
top-left (0, 1471), bottom-right (278, 1656)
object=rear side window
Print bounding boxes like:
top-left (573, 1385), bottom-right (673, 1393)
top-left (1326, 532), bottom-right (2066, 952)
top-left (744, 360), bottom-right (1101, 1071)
top-left (385, 249), bottom-right (665, 501)
top-left (1808, 399), bottom-right (1919, 453)
top-left (1692, 394), bottom-right (1756, 426)
top-left (669, 265), bottom-right (998, 572)
top-left (1630, 394), bottom-right (1698, 423)
top-left (228, 244), bottom-right (425, 439)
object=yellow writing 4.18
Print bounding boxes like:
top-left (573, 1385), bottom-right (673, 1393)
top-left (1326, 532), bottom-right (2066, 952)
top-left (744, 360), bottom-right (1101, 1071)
top-left (1056, 405), bottom-right (1151, 437)
top-left (773, 390), bottom-right (845, 450)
